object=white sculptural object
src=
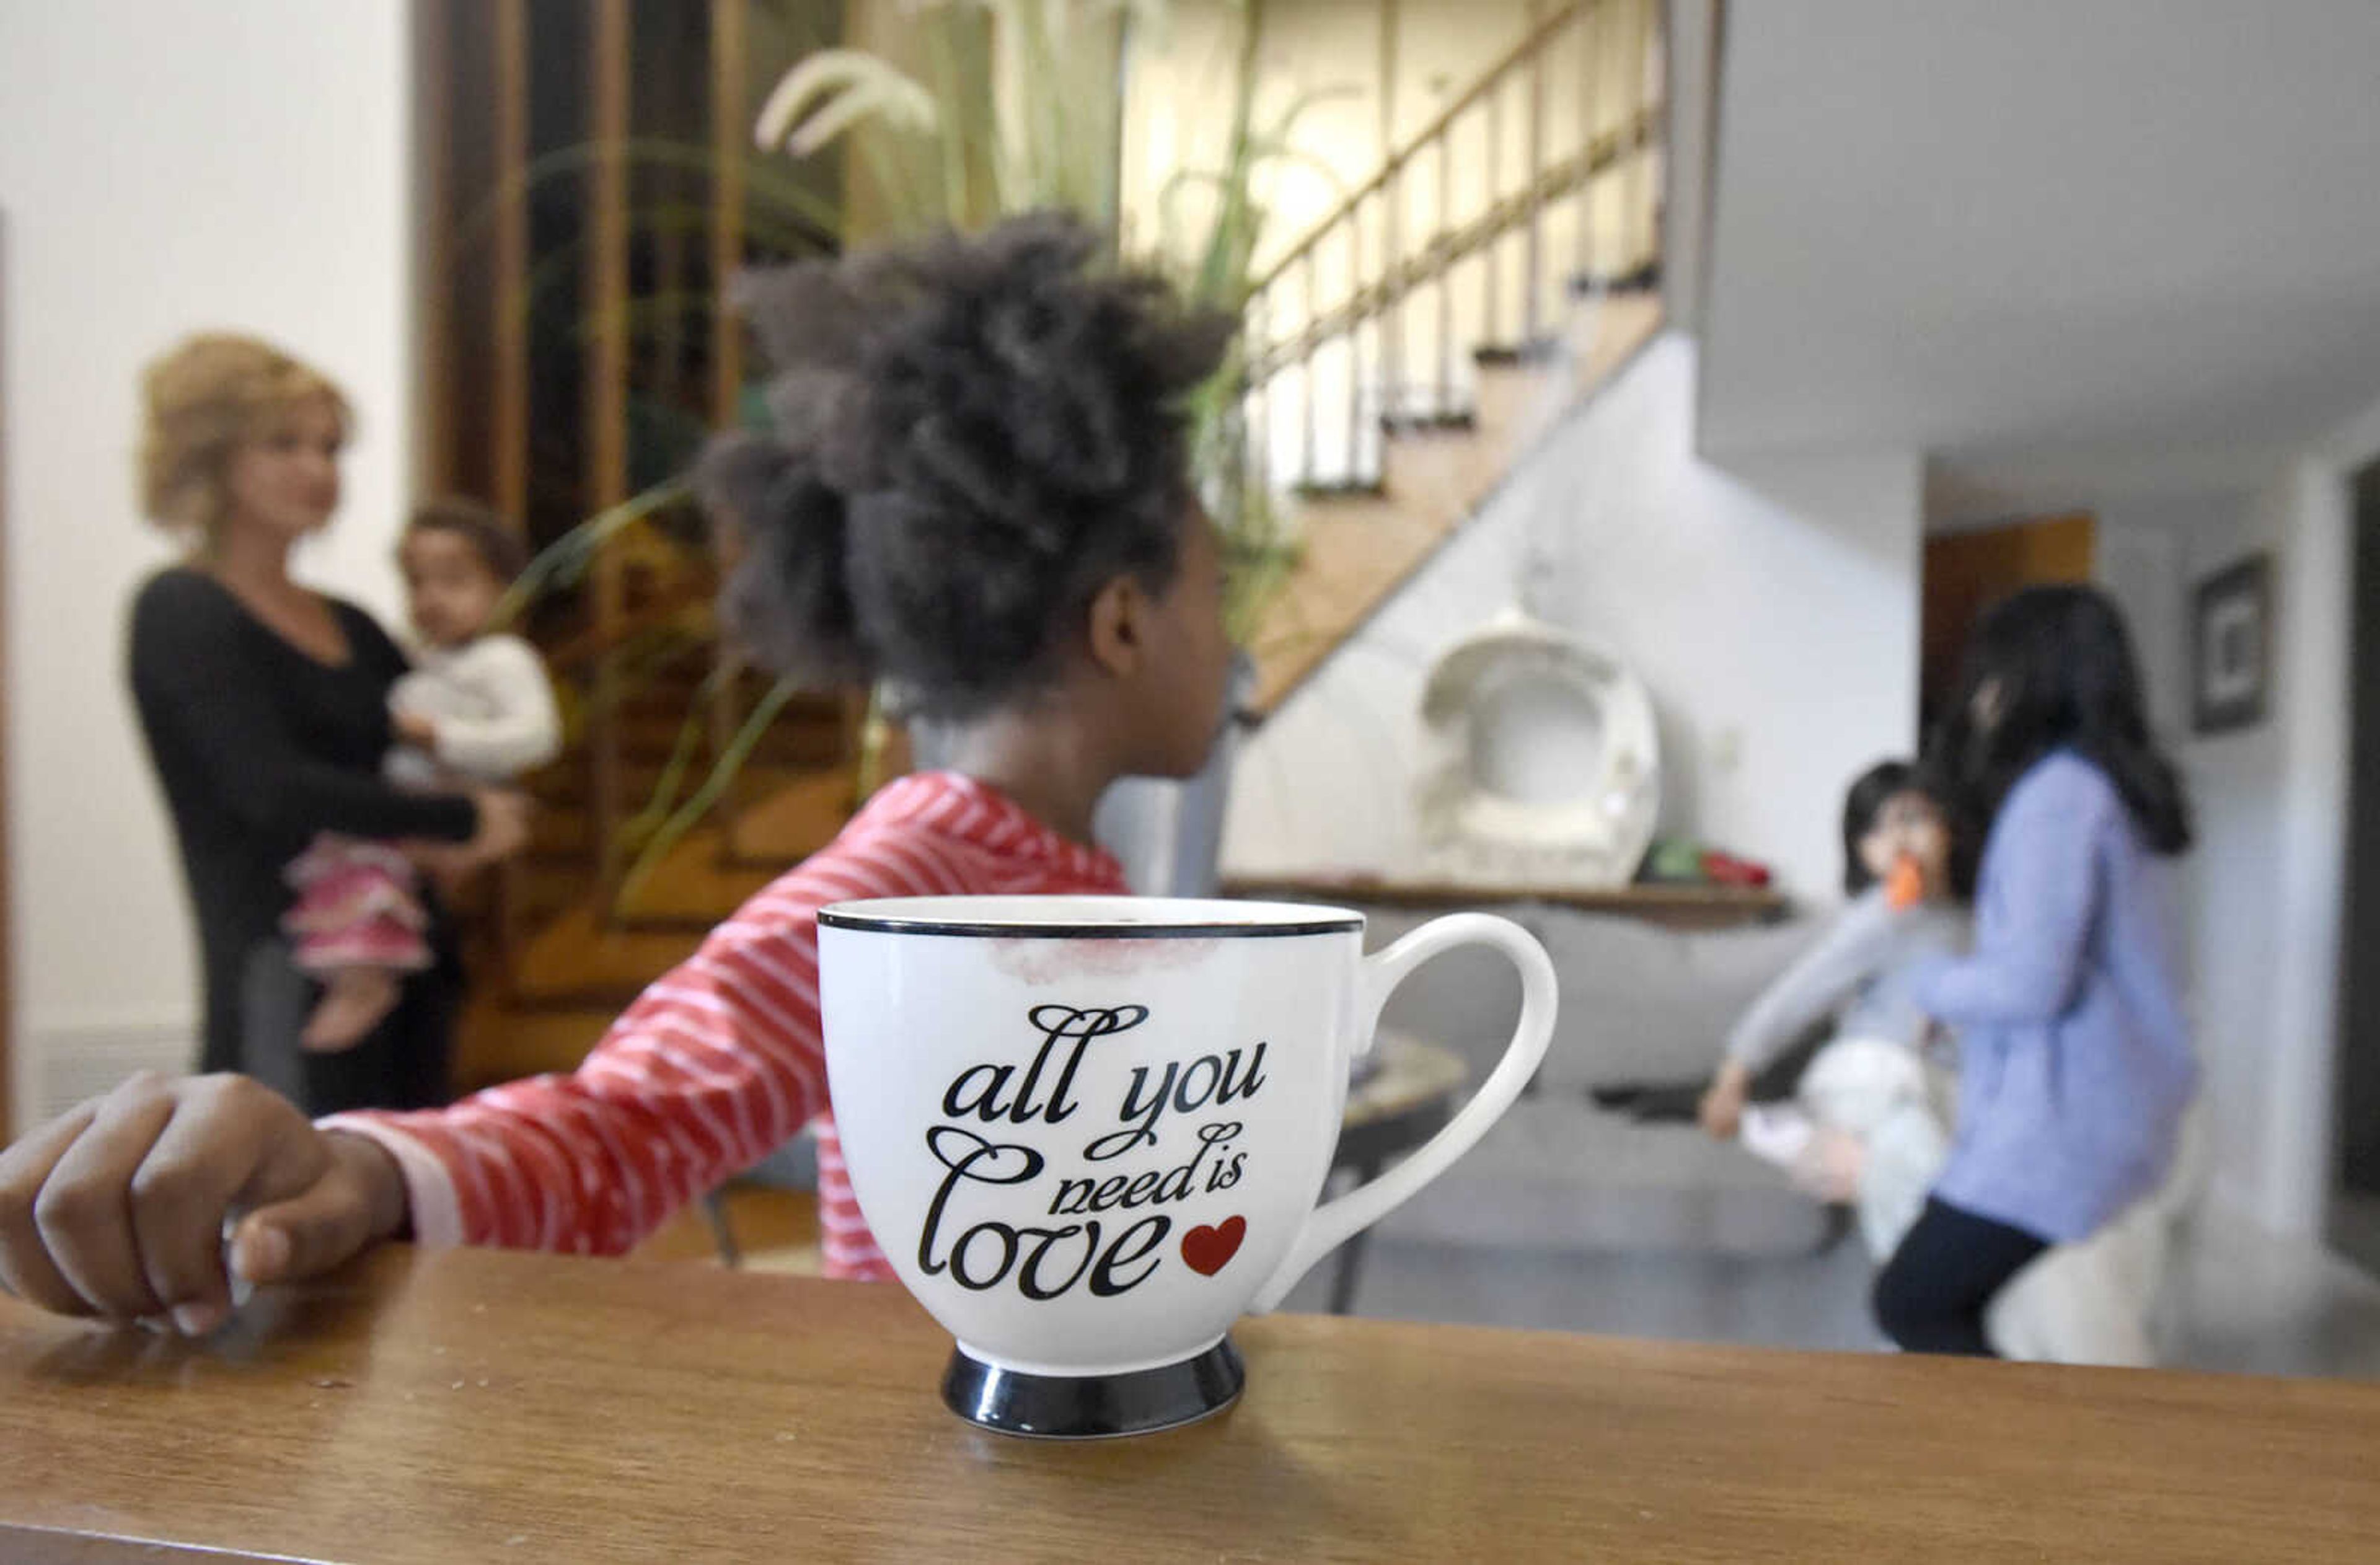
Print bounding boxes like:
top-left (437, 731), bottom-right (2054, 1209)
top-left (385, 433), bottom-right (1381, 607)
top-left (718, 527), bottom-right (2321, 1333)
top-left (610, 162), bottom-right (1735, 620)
top-left (1415, 607), bottom-right (1661, 888)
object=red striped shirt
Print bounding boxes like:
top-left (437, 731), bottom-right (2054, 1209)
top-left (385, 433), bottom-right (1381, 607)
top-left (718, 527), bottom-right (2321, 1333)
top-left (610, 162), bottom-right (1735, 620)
top-left (326, 772), bottom-right (1128, 1279)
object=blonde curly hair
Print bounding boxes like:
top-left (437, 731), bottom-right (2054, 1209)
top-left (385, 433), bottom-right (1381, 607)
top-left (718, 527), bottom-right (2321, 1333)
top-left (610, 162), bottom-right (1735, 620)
top-left (139, 333), bottom-right (352, 538)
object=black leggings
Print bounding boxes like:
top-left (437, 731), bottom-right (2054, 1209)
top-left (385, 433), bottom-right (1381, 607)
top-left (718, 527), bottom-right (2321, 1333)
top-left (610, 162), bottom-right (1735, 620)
top-left (1872, 1196), bottom-right (2050, 1357)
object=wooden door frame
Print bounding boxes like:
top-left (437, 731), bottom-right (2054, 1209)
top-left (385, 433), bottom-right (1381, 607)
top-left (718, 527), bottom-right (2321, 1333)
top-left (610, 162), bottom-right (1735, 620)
top-left (2330, 457), bottom-right (2380, 1277)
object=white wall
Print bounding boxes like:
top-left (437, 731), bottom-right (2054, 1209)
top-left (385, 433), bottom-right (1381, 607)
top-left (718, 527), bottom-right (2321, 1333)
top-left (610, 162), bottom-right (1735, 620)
top-left (2098, 490), bottom-right (2281, 1223)
top-left (2262, 459), bottom-right (2353, 1237)
top-left (1223, 333), bottom-right (1923, 900)
top-left (1, 2), bottom-right (418, 1131)
top-left (2096, 449), bottom-right (2365, 1237)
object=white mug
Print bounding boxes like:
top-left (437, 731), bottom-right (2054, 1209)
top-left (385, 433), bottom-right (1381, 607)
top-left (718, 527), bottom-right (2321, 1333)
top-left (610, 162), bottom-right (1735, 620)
top-left (817, 896), bottom-right (1556, 1437)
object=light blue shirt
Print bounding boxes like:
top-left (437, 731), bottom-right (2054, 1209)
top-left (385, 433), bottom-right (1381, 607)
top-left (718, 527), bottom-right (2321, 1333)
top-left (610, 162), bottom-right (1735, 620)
top-left (1915, 752), bottom-right (2198, 1243)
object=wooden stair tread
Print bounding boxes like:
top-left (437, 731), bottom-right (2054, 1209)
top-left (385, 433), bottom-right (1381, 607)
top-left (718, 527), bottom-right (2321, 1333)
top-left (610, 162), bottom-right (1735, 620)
top-left (1573, 291), bottom-right (1664, 384)
top-left (459, 767), bottom-right (866, 1078)
top-left (506, 907), bottom-right (705, 1005)
top-left (520, 738), bottom-right (858, 866)
top-left (528, 756), bottom-right (818, 811)
top-left (599, 782), bottom-right (833, 922)
top-left (529, 809), bottom-right (593, 858)
top-left (609, 853), bottom-right (780, 925)
top-left (720, 770), bottom-right (862, 865)
top-left (593, 710), bottom-right (844, 762)
top-left (454, 1003), bottom-right (620, 1089)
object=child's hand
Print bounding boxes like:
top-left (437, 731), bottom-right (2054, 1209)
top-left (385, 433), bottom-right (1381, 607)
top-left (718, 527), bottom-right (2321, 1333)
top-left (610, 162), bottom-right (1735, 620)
top-left (1698, 1062), bottom-right (1753, 1140)
top-left (0, 1073), bottom-right (408, 1334)
top-left (392, 710), bottom-right (441, 751)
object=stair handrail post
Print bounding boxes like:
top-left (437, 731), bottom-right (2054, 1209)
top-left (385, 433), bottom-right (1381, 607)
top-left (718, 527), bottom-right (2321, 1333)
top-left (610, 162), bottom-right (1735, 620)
top-left (1435, 123), bottom-right (1454, 416)
top-left (1233, 0), bottom-right (1660, 436)
top-left (1524, 0), bottom-right (1547, 345)
top-left (1346, 200), bottom-right (1365, 482)
top-left (1249, 288), bottom-right (1272, 501)
top-left (1482, 82), bottom-right (1502, 360)
top-left (1302, 247), bottom-right (1320, 485)
top-left (1576, 0), bottom-right (1601, 285)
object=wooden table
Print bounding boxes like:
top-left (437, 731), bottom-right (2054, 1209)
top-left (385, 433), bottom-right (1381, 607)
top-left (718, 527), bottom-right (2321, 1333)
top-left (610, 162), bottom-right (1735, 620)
top-left (3, 1248), bottom-right (2376, 1563)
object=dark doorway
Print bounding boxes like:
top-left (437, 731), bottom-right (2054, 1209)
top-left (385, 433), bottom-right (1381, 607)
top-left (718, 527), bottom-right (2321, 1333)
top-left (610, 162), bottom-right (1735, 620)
top-left (2333, 457), bottom-right (2380, 1277)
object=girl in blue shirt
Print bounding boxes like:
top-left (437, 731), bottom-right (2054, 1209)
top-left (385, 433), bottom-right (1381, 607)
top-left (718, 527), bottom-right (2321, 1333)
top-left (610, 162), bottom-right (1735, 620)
top-left (1878, 585), bottom-right (2197, 1356)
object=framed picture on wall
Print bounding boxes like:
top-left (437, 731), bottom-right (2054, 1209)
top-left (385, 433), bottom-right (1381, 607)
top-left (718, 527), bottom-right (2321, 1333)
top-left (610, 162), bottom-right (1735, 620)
top-left (2193, 554), bottom-right (2271, 734)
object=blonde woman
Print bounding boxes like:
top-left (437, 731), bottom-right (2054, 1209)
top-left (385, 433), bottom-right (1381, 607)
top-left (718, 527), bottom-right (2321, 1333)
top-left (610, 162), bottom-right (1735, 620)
top-left (130, 335), bottom-right (528, 1113)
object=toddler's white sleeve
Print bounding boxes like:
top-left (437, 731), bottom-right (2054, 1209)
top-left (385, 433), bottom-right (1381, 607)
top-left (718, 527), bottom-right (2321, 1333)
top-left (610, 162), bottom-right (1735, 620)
top-left (433, 635), bottom-right (563, 780)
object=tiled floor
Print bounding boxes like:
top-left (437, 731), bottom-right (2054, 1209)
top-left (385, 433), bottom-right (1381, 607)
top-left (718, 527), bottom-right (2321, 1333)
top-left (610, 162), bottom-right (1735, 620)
top-left (1278, 1212), bottom-right (2380, 1380)
top-left (692, 1170), bottom-right (2380, 1380)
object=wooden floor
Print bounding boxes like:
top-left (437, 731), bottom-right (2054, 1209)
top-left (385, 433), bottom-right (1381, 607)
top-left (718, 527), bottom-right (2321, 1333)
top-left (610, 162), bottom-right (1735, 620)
top-left (1284, 1211), bottom-right (2380, 1380)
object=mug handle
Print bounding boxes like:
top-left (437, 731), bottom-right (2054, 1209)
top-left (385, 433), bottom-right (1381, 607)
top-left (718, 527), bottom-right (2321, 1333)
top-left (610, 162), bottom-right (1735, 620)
top-left (1251, 912), bottom-right (1558, 1312)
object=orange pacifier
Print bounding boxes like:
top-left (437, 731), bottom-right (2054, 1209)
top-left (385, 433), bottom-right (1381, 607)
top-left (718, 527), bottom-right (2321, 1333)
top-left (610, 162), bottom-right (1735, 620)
top-left (1885, 853), bottom-right (1926, 911)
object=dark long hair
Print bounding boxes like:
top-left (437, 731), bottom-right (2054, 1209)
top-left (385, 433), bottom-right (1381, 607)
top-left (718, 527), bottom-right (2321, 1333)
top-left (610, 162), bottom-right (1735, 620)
top-left (1841, 759), bottom-right (1916, 896)
top-left (1924, 585), bottom-right (2192, 858)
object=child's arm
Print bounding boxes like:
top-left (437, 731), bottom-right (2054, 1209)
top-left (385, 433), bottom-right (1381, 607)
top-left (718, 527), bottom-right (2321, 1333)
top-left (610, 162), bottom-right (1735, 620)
top-left (1723, 891), bottom-right (1903, 1075)
top-left (0, 1072), bottom-right (409, 1332)
top-left (0, 830), bottom-right (941, 1329)
top-left (324, 846), bottom-right (952, 1255)
top-left (1912, 760), bottom-right (2107, 1027)
top-left (1700, 894), bottom-right (1899, 1138)
top-left (407, 635), bottom-right (562, 779)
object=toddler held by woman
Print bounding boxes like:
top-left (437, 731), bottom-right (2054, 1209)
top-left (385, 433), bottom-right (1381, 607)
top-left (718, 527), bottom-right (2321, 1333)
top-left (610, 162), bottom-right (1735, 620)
top-left (287, 501), bottom-right (559, 1051)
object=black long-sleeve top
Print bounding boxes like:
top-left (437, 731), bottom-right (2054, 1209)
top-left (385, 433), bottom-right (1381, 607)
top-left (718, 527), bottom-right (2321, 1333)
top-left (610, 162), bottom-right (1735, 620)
top-left (127, 568), bottom-right (478, 1077)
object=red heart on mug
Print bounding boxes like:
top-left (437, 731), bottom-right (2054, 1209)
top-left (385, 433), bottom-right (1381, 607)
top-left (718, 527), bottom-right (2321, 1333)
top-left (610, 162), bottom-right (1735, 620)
top-left (1180, 1216), bottom-right (1246, 1277)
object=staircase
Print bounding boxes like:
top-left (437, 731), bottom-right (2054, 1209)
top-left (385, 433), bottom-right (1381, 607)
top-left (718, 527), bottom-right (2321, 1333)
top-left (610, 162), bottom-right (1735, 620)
top-left (454, 576), bottom-right (883, 1088)
top-left (1248, 285), bottom-right (1662, 719)
top-left (454, 0), bottom-right (1665, 1090)
top-left (1235, 0), bottom-right (1667, 717)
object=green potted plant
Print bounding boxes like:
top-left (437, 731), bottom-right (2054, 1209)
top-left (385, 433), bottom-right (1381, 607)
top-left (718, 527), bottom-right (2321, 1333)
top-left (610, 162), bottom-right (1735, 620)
top-left (752, 0), bottom-right (1338, 893)
top-left (513, 0), bottom-right (1333, 898)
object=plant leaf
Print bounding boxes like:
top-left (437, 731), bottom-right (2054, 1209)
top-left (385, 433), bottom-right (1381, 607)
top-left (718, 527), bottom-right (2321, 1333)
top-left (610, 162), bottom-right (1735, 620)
top-left (754, 50), bottom-right (940, 154)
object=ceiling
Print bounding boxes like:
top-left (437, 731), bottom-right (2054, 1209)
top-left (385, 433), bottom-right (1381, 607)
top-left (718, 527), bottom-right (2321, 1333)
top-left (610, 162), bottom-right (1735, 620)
top-left (1696, 0), bottom-right (2380, 488)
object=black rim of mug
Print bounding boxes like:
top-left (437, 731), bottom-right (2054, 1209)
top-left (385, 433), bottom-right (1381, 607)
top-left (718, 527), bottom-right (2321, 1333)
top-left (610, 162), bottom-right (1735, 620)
top-left (817, 908), bottom-right (1364, 940)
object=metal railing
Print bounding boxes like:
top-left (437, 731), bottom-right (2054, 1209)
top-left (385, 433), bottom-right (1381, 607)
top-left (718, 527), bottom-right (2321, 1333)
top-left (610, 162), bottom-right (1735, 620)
top-left (1242, 0), bottom-right (1665, 496)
